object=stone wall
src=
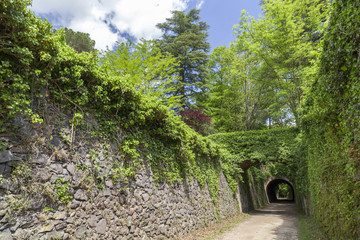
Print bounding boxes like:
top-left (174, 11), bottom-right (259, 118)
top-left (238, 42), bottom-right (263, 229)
top-left (0, 120), bottom-right (240, 239)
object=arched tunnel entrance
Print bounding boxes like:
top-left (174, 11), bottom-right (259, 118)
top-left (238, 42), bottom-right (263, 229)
top-left (265, 177), bottom-right (295, 203)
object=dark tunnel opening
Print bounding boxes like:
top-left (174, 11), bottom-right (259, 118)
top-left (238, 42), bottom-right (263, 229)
top-left (266, 179), bottom-right (295, 203)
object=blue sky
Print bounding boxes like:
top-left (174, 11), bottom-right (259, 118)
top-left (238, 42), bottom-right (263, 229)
top-left (193, 0), bottom-right (263, 49)
top-left (30, 0), bottom-right (262, 50)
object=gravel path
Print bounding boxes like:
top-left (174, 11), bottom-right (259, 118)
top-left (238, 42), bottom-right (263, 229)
top-left (213, 203), bottom-right (299, 240)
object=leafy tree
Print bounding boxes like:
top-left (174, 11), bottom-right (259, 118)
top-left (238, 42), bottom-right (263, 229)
top-left (201, 46), bottom-right (235, 131)
top-left (156, 9), bottom-right (210, 109)
top-left (201, 45), bottom-right (273, 132)
top-left (180, 109), bottom-right (212, 135)
top-left (63, 28), bottom-right (95, 53)
top-left (233, 0), bottom-right (330, 126)
top-left (100, 40), bottom-right (181, 109)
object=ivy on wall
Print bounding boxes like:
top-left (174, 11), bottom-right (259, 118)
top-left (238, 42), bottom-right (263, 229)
top-left (208, 128), bottom-right (307, 207)
top-left (0, 0), bottom-right (225, 206)
top-left (302, 0), bottom-right (360, 238)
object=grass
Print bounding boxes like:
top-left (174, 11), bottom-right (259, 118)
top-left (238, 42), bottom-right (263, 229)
top-left (298, 214), bottom-right (327, 240)
top-left (178, 213), bottom-right (249, 240)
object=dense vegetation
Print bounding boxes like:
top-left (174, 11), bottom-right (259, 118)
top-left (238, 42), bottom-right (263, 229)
top-left (0, 0), bottom-right (224, 205)
top-left (156, 9), bottom-right (210, 109)
top-left (1, 0), bottom-right (359, 239)
top-left (209, 128), bottom-right (307, 208)
top-left (302, 0), bottom-right (360, 238)
top-left (199, 0), bottom-right (329, 131)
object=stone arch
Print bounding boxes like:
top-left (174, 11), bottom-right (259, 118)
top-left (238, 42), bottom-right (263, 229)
top-left (265, 177), bottom-right (295, 203)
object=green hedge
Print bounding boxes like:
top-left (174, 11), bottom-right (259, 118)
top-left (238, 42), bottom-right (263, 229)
top-left (209, 128), bottom-right (308, 208)
top-left (303, 0), bottom-right (360, 238)
top-left (209, 128), bottom-right (300, 168)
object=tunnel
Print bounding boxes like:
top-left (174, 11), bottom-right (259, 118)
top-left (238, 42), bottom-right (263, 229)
top-left (266, 178), bottom-right (295, 203)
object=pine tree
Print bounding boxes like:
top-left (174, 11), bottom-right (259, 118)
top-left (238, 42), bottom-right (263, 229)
top-left (156, 9), bottom-right (210, 109)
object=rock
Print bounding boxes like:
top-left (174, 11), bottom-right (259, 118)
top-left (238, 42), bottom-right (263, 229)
top-left (159, 224), bottom-right (166, 234)
top-left (0, 223), bottom-right (10, 231)
top-left (134, 189), bottom-right (142, 199)
top-left (49, 175), bottom-right (58, 184)
top-left (53, 211), bottom-right (66, 220)
top-left (62, 168), bottom-right (69, 175)
top-left (87, 215), bottom-right (98, 227)
top-left (55, 222), bottom-right (67, 231)
top-left (38, 222), bottom-right (55, 233)
top-left (0, 164), bottom-right (11, 177)
top-left (0, 201), bottom-right (9, 210)
top-left (19, 122), bottom-right (38, 142)
top-left (0, 151), bottom-right (15, 163)
top-left (105, 180), bottom-right (113, 188)
top-left (130, 225), bottom-right (135, 234)
top-left (142, 193), bottom-right (150, 202)
top-left (120, 226), bottom-right (129, 235)
top-left (51, 164), bottom-right (63, 173)
top-left (0, 229), bottom-right (12, 240)
top-left (46, 231), bottom-right (63, 239)
top-left (10, 221), bottom-right (20, 232)
top-left (101, 189), bottom-right (111, 197)
top-left (74, 189), bottom-right (88, 201)
top-left (63, 233), bottom-right (70, 240)
top-left (34, 154), bottom-right (49, 165)
top-left (143, 225), bottom-right (154, 232)
top-left (50, 136), bottom-right (61, 147)
top-left (30, 199), bottom-right (43, 210)
top-left (37, 170), bottom-right (51, 182)
top-left (13, 228), bottom-right (30, 239)
top-left (74, 226), bottom-right (87, 238)
top-left (69, 200), bottom-right (80, 209)
top-left (19, 216), bottom-right (38, 228)
top-left (66, 163), bottom-right (75, 175)
top-left (77, 210), bottom-right (88, 219)
top-left (66, 217), bottom-right (74, 224)
top-left (96, 219), bottom-right (107, 234)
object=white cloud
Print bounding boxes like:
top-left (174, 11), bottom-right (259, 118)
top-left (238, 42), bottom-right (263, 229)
top-left (30, 0), bottom-right (191, 50)
top-left (196, 0), bottom-right (205, 10)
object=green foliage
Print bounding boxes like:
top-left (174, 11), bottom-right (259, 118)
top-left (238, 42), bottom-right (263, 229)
top-left (0, 0), bottom-right (228, 205)
top-left (210, 0), bottom-right (330, 128)
top-left (43, 206), bottom-right (55, 213)
top-left (209, 128), bottom-right (302, 197)
top-left (157, 9), bottom-right (210, 108)
top-left (52, 178), bottom-right (73, 204)
top-left (210, 128), bottom-right (300, 166)
top-left (0, 0), bottom-right (56, 123)
top-left (302, 0), bottom-right (360, 238)
top-left (63, 27), bottom-right (95, 53)
top-left (298, 215), bottom-right (327, 240)
top-left (100, 40), bottom-right (181, 109)
top-left (276, 183), bottom-right (292, 199)
top-left (202, 43), bottom-right (273, 132)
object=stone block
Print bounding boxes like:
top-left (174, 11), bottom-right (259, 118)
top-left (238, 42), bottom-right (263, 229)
top-left (96, 219), bottom-right (106, 234)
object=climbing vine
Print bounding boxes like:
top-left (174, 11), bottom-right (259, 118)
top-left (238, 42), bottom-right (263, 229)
top-left (302, 0), bottom-right (360, 238)
top-left (0, 0), bottom-right (224, 204)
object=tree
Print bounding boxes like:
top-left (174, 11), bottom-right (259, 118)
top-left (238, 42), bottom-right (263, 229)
top-left (180, 109), bottom-right (212, 135)
top-left (201, 44), bottom-right (274, 132)
top-left (100, 40), bottom-right (181, 108)
top-left (63, 28), bottom-right (95, 53)
top-left (233, 0), bottom-right (330, 126)
top-left (156, 9), bottom-right (210, 109)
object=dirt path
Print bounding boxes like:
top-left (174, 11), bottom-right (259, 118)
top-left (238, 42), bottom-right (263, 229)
top-left (213, 203), bottom-right (298, 240)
